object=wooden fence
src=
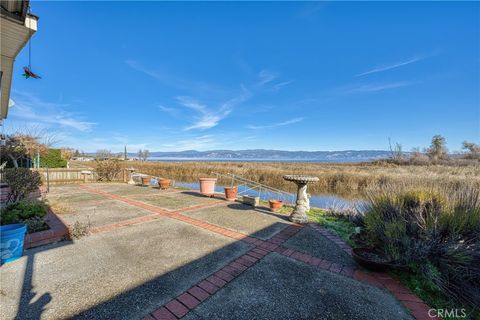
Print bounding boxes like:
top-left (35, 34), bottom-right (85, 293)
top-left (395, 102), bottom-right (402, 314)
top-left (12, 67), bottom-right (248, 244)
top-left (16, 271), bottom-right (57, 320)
top-left (32, 168), bottom-right (127, 185)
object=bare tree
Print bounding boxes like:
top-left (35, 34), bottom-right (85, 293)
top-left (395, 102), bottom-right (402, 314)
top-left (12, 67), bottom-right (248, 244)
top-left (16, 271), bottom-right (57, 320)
top-left (388, 138), bottom-right (404, 162)
top-left (95, 149), bottom-right (112, 160)
top-left (0, 126), bottom-right (56, 167)
top-left (462, 141), bottom-right (480, 159)
top-left (137, 149), bottom-right (150, 161)
top-left (142, 149), bottom-right (150, 161)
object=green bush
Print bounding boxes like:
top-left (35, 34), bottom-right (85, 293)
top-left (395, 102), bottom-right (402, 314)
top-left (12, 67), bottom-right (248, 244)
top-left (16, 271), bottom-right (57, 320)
top-left (40, 149), bottom-right (67, 168)
top-left (360, 185), bottom-right (480, 310)
top-left (2, 168), bottom-right (42, 203)
top-left (1, 201), bottom-right (49, 233)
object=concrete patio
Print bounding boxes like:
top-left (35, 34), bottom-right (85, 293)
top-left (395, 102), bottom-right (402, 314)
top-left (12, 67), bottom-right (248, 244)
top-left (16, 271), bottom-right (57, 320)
top-left (0, 183), bottom-right (416, 320)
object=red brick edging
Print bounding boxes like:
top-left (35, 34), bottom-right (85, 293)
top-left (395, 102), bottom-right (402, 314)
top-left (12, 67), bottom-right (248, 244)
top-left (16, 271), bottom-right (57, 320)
top-left (308, 224), bottom-right (440, 320)
top-left (24, 210), bottom-right (69, 249)
top-left (76, 185), bottom-right (439, 320)
top-left (144, 225), bottom-right (304, 320)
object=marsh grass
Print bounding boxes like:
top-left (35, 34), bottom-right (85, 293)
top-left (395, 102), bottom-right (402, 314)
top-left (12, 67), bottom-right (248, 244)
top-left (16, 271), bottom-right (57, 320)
top-left (105, 161), bottom-right (480, 197)
top-left (361, 183), bottom-right (480, 312)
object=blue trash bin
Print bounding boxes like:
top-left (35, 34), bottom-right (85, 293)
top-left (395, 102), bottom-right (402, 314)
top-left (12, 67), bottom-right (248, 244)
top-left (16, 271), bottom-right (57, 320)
top-left (1, 224), bottom-right (27, 265)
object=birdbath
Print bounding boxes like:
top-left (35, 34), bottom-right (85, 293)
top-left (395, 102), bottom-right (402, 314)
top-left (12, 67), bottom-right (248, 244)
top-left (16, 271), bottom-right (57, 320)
top-left (126, 167), bottom-right (136, 185)
top-left (283, 175), bottom-right (319, 224)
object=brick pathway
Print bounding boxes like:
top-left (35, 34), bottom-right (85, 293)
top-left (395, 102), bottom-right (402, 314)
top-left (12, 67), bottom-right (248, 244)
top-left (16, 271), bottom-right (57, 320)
top-left (75, 184), bottom-right (439, 320)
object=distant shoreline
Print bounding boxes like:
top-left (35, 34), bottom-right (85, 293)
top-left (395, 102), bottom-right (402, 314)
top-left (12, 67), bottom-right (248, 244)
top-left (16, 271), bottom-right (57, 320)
top-left (146, 157), bottom-right (375, 163)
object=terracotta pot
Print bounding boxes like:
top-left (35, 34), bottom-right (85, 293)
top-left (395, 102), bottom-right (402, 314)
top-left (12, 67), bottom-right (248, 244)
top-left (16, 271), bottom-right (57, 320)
top-left (159, 179), bottom-right (171, 190)
top-left (141, 176), bottom-right (151, 186)
top-left (199, 178), bottom-right (217, 197)
top-left (224, 186), bottom-right (238, 201)
top-left (269, 200), bottom-right (283, 211)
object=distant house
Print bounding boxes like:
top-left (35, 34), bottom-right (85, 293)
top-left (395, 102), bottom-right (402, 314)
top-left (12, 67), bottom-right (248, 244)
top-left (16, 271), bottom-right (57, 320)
top-left (0, 0), bottom-right (38, 120)
top-left (72, 157), bottom-right (94, 162)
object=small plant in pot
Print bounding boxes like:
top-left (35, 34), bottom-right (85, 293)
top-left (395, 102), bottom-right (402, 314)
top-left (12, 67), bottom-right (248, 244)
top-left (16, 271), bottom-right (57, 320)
top-left (224, 186), bottom-right (237, 201)
top-left (268, 200), bottom-right (283, 212)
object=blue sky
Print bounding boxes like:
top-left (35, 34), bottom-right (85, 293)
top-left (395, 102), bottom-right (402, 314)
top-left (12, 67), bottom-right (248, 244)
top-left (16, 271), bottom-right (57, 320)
top-left (7, 1), bottom-right (479, 153)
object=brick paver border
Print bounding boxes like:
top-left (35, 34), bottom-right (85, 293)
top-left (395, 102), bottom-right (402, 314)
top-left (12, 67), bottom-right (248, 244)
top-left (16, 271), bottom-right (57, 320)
top-left (145, 225), bottom-right (304, 320)
top-left (76, 184), bottom-right (439, 320)
top-left (24, 209), bottom-right (69, 249)
top-left (308, 224), bottom-right (440, 320)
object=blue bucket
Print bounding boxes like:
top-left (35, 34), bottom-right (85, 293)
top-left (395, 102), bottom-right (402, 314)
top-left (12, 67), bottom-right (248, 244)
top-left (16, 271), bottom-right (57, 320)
top-left (1, 224), bottom-right (27, 265)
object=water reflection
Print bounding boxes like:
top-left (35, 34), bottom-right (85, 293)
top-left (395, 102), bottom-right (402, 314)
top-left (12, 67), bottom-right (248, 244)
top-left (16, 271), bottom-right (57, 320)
top-left (173, 181), bottom-right (361, 209)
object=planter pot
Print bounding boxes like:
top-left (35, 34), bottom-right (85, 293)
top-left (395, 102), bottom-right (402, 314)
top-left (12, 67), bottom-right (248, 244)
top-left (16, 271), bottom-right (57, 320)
top-left (224, 186), bottom-right (238, 201)
top-left (199, 178), bottom-right (217, 197)
top-left (269, 200), bottom-right (283, 211)
top-left (352, 248), bottom-right (394, 272)
top-left (1, 224), bottom-right (27, 265)
top-left (159, 179), bottom-right (171, 190)
top-left (141, 176), bottom-right (151, 186)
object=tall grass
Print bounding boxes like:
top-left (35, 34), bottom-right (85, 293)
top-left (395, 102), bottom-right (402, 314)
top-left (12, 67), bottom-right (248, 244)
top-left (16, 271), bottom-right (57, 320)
top-left (101, 161), bottom-right (480, 197)
top-left (360, 184), bottom-right (480, 310)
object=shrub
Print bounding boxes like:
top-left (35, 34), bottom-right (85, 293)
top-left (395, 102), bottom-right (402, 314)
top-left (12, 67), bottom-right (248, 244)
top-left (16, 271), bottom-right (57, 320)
top-left (95, 159), bottom-right (121, 181)
top-left (0, 200), bottom-right (49, 233)
top-left (360, 185), bottom-right (480, 309)
top-left (70, 220), bottom-right (91, 239)
top-left (40, 149), bottom-right (67, 168)
top-left (2, 168), bottom-right (42, 203)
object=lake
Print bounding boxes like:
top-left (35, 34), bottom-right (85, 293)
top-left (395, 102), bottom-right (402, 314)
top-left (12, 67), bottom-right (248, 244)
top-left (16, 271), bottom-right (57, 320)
top-left (173, 181), bottom-right (360, 209)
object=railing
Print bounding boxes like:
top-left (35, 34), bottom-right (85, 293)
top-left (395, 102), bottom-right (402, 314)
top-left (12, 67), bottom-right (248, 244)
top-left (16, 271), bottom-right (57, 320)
top-left (211, 172), bottom-right (295, 205)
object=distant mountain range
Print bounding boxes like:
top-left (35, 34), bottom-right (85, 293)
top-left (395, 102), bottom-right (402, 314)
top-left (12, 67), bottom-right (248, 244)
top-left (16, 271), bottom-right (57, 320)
top-left (124, 149), bottom-right (398, 162)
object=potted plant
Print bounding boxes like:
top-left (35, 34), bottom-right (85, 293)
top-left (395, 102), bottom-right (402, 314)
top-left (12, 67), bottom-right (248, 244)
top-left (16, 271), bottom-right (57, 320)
top-left (268, 199), bottom-right (283, 211)
top-left (199, 178), bottom-right (217, 197)
top-left (159, 178), bottom-right (171, 190)
top-left (224, 186), bottom-right (237, 201)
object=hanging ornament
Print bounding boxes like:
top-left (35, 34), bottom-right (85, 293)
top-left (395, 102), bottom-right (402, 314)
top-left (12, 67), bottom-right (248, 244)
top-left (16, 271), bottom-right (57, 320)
top-left (22, 66), bottom-right (41, 79)
top-left (22, 6), bottom-right (41, 80)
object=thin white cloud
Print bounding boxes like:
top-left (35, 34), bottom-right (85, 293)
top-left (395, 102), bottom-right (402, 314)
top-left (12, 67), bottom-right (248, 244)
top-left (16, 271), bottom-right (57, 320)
top-left (257, 70), bottom-right (277, 86)
top-left (178, 89), bottom-right (250, 130)
top-left (161, 134), bottom-right (217, 151)
top-left (126, 59), bottom-right (225, 95)
top-left (255, 69), bottom-right (292, 91)
top-left (295, 3), bottom-right (327, 18)
top-left (357, 56), bottom-right (424, 76)
top-left (347, 81), bottom-right (414, 93)
top-left (273, 80), bottom-right (294, 91)
top-left (9, 92), bottom-right (96, 132)
top-left (247, 117), bottom-right (304, 130)
top-left (157, 104), bottom-right (180, 117)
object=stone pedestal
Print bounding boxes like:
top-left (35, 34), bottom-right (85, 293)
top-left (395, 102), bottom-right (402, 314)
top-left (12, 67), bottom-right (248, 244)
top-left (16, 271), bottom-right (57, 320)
top-left (283, 175), bottom-right (319, 224)
top-left (126, 168), bottom-right (136, 185)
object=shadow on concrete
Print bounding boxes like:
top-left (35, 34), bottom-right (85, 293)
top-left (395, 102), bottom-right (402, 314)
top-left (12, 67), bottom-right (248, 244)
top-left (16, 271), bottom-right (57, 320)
top-left (16, 239), bottom-right (73, 319)
top-left (226, 203), bottom-right (292, 222)
top-left (70, 223), bottom-right (287, 319)
top-left (179, 191), bottom-right (214, 198)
